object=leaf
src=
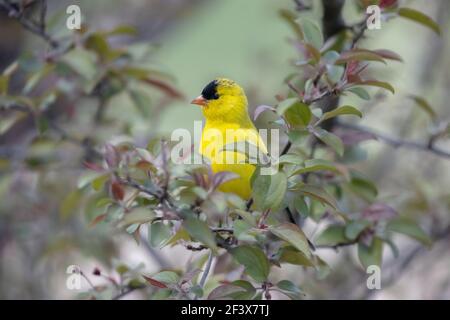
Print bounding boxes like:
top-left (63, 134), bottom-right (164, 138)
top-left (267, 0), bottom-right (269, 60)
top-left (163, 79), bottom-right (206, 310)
top-left (290, 159), bottom-right (339, 176)
top-left (105, 25), bottom-right (137, 37)
top-left (253, 105), bottom-right (275, 121)
top-left (270, 223), bottom-right (312, 259)
top-left (279, 246), bottom-right (314, 267)
top-left (293, 197), bottom-right (309, 219)
top-left (298, 185), bottom-right (338, 210)
top-left (150, 271), bottom-right (179, 285)
top-left (91, 174), bottom-right (109, 191)
top-left (278, 9), bottom-right (304, 40)
top-left (111, 181), bottom-right (125, 201)
top-left (296, 17), bottom-right (324, 49)
top-left (183, 217), bottom-right (218, 252)
top-left (230, 245), bottom-right (270, 283)
top-left (358, 237), bottom-right (383, 269)
top-left (357, 80), bottom-right (395, 94)
top-left (312, 127), bottom-right (344, 156)
top-left (149, 222), bottom-right (171, 248)
top-left (278, 154), bottom-right (304, 166)
top-left (348, 171), bottom-right (378, 202)
top-left (336, 50), bottom-right (386, 65)
top-left (372, 49), bottom-right (403, 62)
top-left (347, 87), bottom-right (370, 100)
top-left (252, 171), bottom-right (287, 211)
top-left (386, 217), bottom-right (432, 247)
top-left (362, 203), bottom-right (397, 221)
top-left (409, 95), bottom-right (436, 120)
top-left (60, 48), bottom-right (97, 80)
top-left (276, 280), bottom-right (304, 300)
top-left (345, 220), bottom-right (371, 240)
top-left (277, 98), bottom-right (311, 129)
top-left (122, 208), bottom-right (155, 226)
top-left (320, 105), bottom-right (362, 122)
top-left (143, 276), bottom-right (168, 289)
top-left (207, 284), bottom-right (248, 300)
top-left (398, 8), bottom-right (441, 35)
top-left (142, 78), bottom-right (184, 99)
top-left (315, 225), bottom-right (348, 246)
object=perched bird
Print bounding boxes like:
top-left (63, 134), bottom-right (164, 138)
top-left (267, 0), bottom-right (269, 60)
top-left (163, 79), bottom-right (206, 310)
top-left (191, 78), bottom-right (267, 200)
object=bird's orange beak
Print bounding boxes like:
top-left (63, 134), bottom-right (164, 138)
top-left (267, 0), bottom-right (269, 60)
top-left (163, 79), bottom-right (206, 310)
top-left (191, 95), bottom-right (207, 106)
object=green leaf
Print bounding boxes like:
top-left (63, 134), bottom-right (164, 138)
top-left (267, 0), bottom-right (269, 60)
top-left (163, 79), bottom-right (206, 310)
top-left (60, 48), bottom-right (97, 80)
top-left (293, 197), bottom-right (309, 219)
top-left (290, 159), bottom-right (339, 176)
top-left (276, 280), bottom-right (304, 300)
top-left (150, 271), bottom-right (179, 285)
top-left (409, 95), bottom-right (436, 120)
top-left (149, 222), bottom-right (171, 248)
top-left (296, 17), bottom-right (324, 49)
top-left (386, 217), bottom-right (432, 247)
top-left (358, 237), bottom-right (383, 269)
top-left (183, 217), bottom-right (218, 252)
top-left (279, 246), bottom-right (314, 267)
top-left (252, 171), bottom-right (287, 211)
top-left (398, 8), bottom-right (441, 35)
top-left (230, 280), bottom-right (257, 300)
top-left (320, 105), bottom-right (362, 122)
top-left (230, 245), bottom-right (270, 283)
top-left (312, 128), bottom-right (344, 156)
top-left (348, 172), bottom-right (378, 202)
top-left (121, 208), bottom-right (155, 226)
top-left (357, 80), bottom-right (395, 94)
top-left (297, 185), bottom-right (338, 210)
top-left (91, 174), bottom-right (109, 191)
top-left (347, 87), bottom-right (370, 100)
top-left (277, 98), bottom-right (311, 129)
top-left (278, 153), bottom-right (304, 166)
top-left (207, 284), bottom-right (249, 300)
top-left (270, 223), bottom-right (312, 259)
top-left (315, 225), bottom-right (348, 246)
top-left (345, 220), bottom-right (371, 240)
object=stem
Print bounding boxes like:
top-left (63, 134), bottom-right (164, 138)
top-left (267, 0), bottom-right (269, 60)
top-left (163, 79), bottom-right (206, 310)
top-left (196, 250), bottom-right (214, 299)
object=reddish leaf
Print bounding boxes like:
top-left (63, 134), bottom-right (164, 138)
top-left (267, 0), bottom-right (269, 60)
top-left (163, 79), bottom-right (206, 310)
top-left (89, 213), bottom-right (107, 227)
top-left (362, 203), bottom-right (397, 221)
top-left (372, 49), bottom-right (403, 62)
top-left (83, 161), bottom-right (104, 172)
top-left (142, 276), bottom-right (168, 289)
top-left (111, 181), bottom-right (125, 201)
top-left (379, 0), bottom-right (397, 9)
top-left (143, 78), bottom-right (184, 100)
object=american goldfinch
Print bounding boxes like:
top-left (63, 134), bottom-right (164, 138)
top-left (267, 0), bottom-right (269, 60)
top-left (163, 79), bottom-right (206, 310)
top-left (191, 78), bottom-right (267, 200)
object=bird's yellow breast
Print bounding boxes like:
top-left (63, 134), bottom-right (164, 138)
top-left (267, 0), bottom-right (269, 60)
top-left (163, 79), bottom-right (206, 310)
top-left (200, 122), bottom-right (266, 199)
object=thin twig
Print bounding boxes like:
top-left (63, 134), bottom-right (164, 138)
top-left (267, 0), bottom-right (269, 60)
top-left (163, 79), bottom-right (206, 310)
top-left (198, 251), bottom-right (213, 289)
top-left (337, 121), bottom-right (450, 160)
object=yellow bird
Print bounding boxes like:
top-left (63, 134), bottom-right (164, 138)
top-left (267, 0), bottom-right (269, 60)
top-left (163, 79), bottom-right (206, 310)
top-left (191, 78), bottom-right (267, 200)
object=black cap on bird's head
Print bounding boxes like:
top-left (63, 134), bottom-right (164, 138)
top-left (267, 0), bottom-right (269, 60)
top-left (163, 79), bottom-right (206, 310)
top-left (191, 80), bottom-right (219, 106)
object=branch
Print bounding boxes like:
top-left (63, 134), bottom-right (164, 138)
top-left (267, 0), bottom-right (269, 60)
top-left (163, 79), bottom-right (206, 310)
top-left (198, 251), bottom-right (214, 289)
top-left (337, 122), bottom-right (450, 160)
top-left (0, 0), bottom-right (59, 48)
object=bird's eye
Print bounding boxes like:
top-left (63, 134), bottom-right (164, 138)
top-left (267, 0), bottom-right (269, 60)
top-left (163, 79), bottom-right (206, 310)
top-left (201, 80), bottom-right (219, 100)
